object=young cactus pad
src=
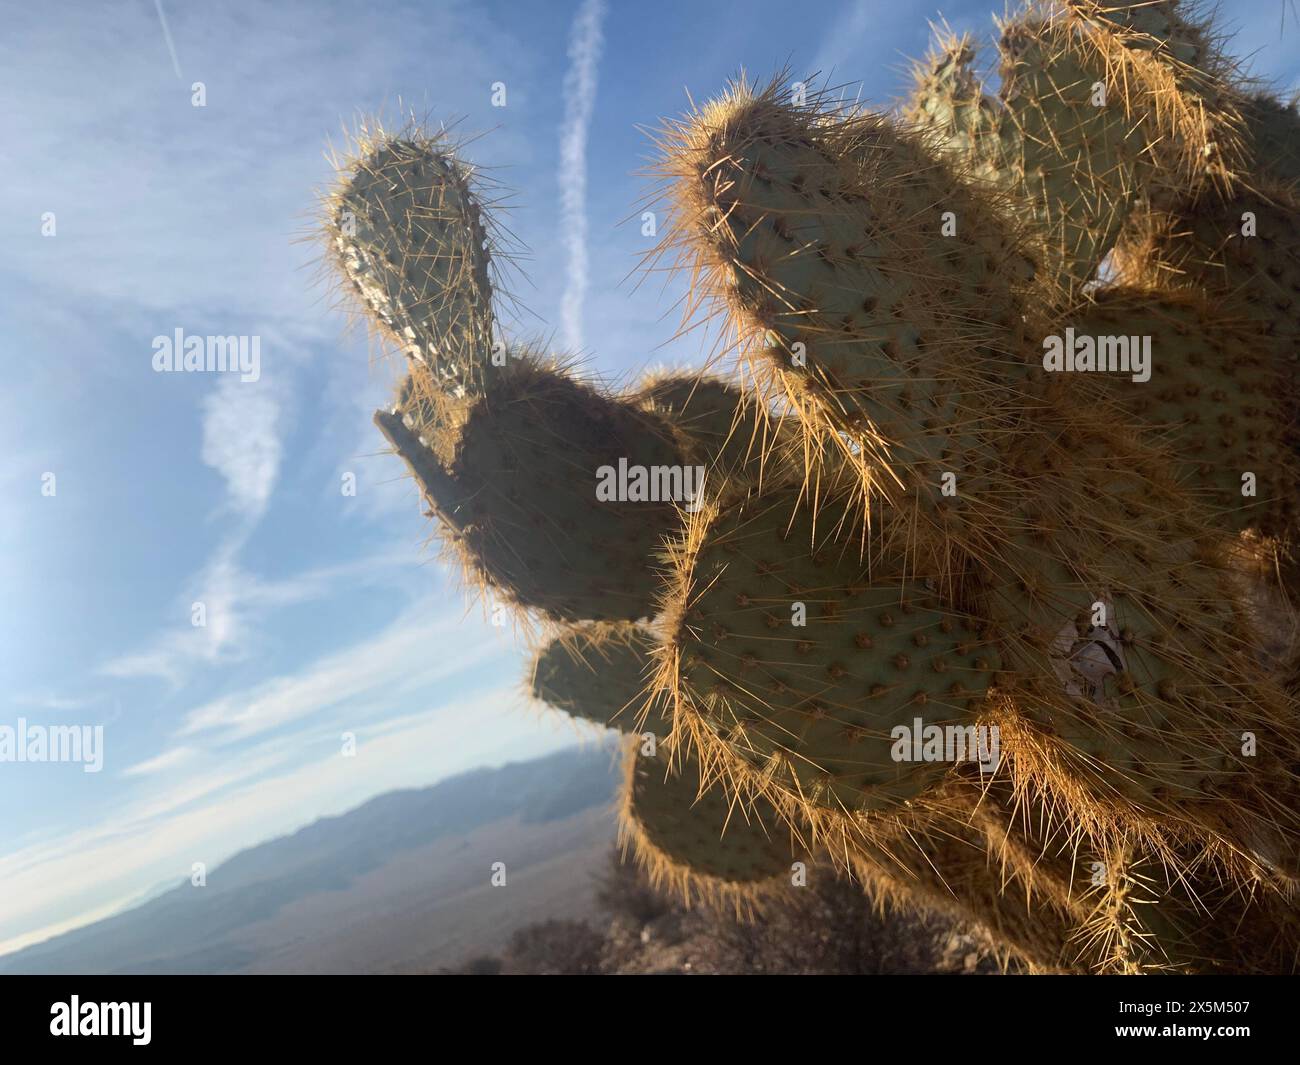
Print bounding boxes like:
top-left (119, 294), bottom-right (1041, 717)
top-left (326, 124), bottom-right (500, 395)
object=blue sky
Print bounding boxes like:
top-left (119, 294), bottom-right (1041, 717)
top-left (1, 0), bottom-right (1295, 956)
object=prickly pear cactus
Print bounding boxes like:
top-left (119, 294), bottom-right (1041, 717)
top-left (321, 0), bottom-right (1300, 973)
top-left (528, 621), bottom-right (802, 909)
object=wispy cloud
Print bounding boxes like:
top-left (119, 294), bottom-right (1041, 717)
top-left (11, 693), bottom-right (98, 712)
top-left (200, 375), bottom-right (284, 521)
top-left (99, 544), bottom-right (257, 684)
top-left (151, 0), bottom-right (183, 80)
top-left (122, 746), bottom-right (198, 777)
top-left (176, 605), bottom-right (502, 743)
top-left (557, 0), bottom-right (607, 351)
top-left (99, 545), bottom-right (411, 685)
top-left (0, 582), bottom-right (546, 954)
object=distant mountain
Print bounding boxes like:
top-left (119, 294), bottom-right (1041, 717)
top-left (104, 876), bottom-right (188, 918)
top-left (0, 743), bottom-right (622, 975)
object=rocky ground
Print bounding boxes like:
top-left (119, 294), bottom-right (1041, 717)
top-left (441, 848), bottom-right (1011, 975)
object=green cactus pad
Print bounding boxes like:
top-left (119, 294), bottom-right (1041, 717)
top-left (904, 33), bottom-right (986, 149)
top-left (620, 741), bottom-right (797, 904)
top-left (1060, 1), bottom-right (1246, 183)
top-left (660, 78), bottom-right (1035, 531)
top-left (530, 623), bottom-right (671, 737)
top-left (1066, 286), bottom-right (1297, 537)
top-left (995, 18), bottom-right (1153, 287)
top-left (1067, 1), bottom-right (1246, 181)
top-left (864, 775), bottom-right (1300, 973)
top-left (667, 482), bottom-right (1002, 818)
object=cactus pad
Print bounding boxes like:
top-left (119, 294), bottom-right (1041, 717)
top-left (376, 358), bottom-right (686, 622)
top-left (665, 481), bottom-right (1002, 821)
top-left (619, 741), bottom-right (798, 908)
top-left (326, 125), bottom-right (501, 395)
top-left (530, 623), bottom-right (671, 737)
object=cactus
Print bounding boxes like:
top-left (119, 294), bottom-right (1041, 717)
top-left (620, 741), bottom-right (799, 911)
top-left (321, 0), bottom-right (1300, 973)
top-left (375, 356), bottom-right (685, 622)
top-left (907, 2), bottom-right (1248, 293)
top-left (662, 477), bottom-right (1001, 831)
top-left (908, 21), bottom-right (1147, 291)
top-left (528, 621), bottom-right (801, 909)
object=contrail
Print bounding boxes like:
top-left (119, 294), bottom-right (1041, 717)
top-left (153, 0), bottom-right (183, 80)
top-left (557, 0), bottom-right (606, 352)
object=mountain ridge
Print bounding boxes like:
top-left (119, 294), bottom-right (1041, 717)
top-left (0, 742), bottom-right (621, 975)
